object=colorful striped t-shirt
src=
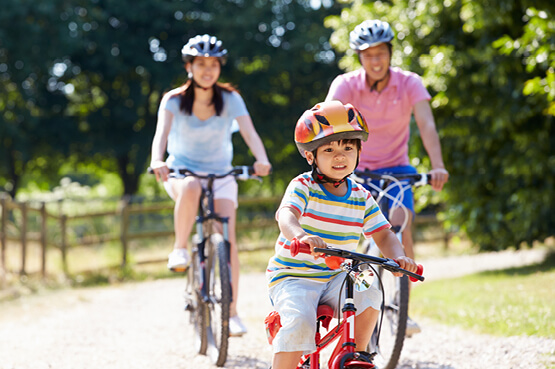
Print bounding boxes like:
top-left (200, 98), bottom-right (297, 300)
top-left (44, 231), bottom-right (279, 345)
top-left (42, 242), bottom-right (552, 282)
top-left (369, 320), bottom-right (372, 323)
top-left (266, 172), bottom-right (391, 288)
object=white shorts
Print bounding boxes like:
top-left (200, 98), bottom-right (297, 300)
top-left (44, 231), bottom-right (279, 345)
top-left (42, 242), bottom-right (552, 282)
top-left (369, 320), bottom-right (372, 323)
top-left (163, 174), bottom-right (238, 208)
top-left (268, 274), bottom-right (382, 354)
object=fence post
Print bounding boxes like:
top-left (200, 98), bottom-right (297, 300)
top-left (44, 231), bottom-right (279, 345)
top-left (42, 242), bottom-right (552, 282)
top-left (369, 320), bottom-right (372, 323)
top-left (57, 199), bottom-right (68, 275)
top-left (41, 202), bottom-right (47, 279)
top-left (0, 195), bottom-right (7, 286)
top-left (60, 214), bottom-right (68, 275)
top-left (20, 202), bottom-right (27, 276)
top-left (120, 195), bottom-right (131, 268)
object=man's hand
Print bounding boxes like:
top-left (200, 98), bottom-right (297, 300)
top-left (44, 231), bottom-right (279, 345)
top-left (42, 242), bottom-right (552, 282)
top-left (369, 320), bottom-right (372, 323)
top-left (429, 167), bottom-right (449, 191)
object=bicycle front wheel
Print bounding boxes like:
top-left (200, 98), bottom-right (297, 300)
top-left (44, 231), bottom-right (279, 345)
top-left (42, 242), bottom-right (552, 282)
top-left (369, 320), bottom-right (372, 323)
top-left (370, 271), bottom-right (409, 369)
top-left (205, 233), bottom-right (231, 367)
top-left (186, 240), bottom-right (208, 355)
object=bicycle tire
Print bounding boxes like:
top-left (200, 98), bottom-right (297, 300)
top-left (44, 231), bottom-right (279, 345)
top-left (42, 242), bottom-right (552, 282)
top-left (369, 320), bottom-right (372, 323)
top-left (205, 233), bottom-right (231, 367)
top-left (370, 271), bottom-right (409, 369)
top-left (186, 241), bottom-right (208, 355)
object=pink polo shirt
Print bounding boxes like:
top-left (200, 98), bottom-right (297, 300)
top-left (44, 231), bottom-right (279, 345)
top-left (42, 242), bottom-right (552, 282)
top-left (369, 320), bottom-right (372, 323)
top-left (325, 67), bottom-right (431, 170)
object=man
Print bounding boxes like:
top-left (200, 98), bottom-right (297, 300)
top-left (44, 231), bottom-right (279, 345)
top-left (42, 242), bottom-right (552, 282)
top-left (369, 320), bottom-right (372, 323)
top-left (325, 19), bottom-right (449, 335)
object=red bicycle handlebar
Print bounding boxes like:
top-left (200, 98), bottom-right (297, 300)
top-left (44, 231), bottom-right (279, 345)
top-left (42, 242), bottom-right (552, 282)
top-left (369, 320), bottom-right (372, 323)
top-left (290, 238), bottom-right (424, 282)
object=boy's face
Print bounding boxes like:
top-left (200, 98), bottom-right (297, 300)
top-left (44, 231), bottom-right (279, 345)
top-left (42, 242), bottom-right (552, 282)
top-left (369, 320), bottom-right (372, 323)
top-left (305, 140), bottom-right (359, 181)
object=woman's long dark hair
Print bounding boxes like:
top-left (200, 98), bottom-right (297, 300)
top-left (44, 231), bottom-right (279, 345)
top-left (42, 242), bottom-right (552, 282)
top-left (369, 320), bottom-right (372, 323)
top-left (178, 79), bottom-right (237, 116)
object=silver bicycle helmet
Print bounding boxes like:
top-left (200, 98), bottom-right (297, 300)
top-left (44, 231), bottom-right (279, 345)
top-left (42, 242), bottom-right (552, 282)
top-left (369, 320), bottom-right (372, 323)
top-left (349, 20), bottom-right (394, 51)
top-left (181, 34), bottom-right (228, 64)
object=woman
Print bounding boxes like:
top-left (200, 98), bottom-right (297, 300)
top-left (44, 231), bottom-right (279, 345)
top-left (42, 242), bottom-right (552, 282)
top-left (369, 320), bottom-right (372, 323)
top-left (150, 34), bottom-right (272, 336)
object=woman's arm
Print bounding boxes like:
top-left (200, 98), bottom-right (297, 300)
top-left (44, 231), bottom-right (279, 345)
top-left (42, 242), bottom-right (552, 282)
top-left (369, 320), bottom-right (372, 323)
top-left (236, 114), bottom-right (272, 176)
top-left (150, 107), bottom-right (174, 182)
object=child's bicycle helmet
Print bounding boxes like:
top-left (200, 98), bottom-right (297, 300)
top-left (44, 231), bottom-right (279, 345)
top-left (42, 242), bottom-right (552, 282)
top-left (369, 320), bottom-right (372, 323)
top-left (349, 19), bottom-right (394, 51)
top-left (182, 34), bottom-right (228, 64)
top-left (295, 101), bottom-right (368, 158)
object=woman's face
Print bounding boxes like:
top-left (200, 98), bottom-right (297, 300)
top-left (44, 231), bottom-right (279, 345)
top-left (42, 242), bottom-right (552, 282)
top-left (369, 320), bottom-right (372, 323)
top-left (187, 56), bottom-right (221, 89)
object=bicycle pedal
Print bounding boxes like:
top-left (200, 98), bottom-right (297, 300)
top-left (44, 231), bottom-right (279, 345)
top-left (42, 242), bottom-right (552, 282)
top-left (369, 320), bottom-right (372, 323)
top-left (170, 266), bottom-right (188, 273)
top-left (184, 300), bottom-right (194, 312)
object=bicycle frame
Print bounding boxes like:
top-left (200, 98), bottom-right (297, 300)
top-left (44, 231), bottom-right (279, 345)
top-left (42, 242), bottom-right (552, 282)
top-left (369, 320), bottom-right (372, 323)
top-left (193, 174), bottom-right (232, 304)
top-left (297, 264), bottom-right (374, 369)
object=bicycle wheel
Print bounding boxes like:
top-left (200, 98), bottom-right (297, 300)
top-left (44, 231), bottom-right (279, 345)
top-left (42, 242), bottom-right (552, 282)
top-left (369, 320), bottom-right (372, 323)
top-left (185, 240), bottom-right (208, 355)
top-left (205, 233), bottom-right (231, 367)
top-left (370, 271), bottom-right (409, 369)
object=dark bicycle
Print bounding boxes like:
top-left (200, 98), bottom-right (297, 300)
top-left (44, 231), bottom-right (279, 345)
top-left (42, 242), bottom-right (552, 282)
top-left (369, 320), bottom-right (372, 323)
top-left (151, 165), bottom-right (260, 367)
top-left (352, 169), bottom-right (430, 369)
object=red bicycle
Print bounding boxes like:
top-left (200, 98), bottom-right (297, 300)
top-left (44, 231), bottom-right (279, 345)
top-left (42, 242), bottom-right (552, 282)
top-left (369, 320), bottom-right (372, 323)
top-left (265, 239), bottom-right (424, 369)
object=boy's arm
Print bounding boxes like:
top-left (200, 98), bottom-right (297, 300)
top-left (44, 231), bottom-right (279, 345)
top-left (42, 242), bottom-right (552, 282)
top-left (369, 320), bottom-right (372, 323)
top-left (277, 207), bottom-right (326, 257)
top-left (371, 228), bottom-right (417, 274)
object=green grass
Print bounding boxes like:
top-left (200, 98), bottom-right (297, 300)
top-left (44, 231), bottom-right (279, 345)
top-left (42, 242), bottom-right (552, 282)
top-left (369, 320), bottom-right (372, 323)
top-left (411, 251), bottom-right (555, 338)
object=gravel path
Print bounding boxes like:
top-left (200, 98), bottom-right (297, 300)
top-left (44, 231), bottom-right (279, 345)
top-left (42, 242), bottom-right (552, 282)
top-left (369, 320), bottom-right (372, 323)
top-left (0, 248), bottom-right (552, 369)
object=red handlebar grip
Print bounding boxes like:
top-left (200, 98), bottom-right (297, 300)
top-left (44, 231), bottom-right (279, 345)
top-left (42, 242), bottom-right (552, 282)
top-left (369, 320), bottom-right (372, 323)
top-left (290, 238), bottom-right (300, 257)
top-left (290, 238), bottom-right (311, 256)
top-left (409, 264), bottom-right (424, 282)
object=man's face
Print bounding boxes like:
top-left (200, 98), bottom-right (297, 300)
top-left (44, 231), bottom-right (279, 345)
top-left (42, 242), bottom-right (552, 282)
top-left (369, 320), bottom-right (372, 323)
top-left (359, 43), bottom-right (391, 82)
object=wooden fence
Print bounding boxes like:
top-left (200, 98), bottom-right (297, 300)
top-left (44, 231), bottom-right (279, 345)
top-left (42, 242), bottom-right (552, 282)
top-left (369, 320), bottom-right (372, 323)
top-left (0, 192), bottom-right (448, 284)
top-left (0, 193), bottom-right (281, 281)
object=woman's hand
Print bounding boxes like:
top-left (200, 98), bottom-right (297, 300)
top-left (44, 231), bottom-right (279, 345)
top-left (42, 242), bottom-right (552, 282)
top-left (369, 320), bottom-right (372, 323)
top-left (253, 160), bottom-right (272, 177)
top-left (150, 161), bottom-right (170, 182)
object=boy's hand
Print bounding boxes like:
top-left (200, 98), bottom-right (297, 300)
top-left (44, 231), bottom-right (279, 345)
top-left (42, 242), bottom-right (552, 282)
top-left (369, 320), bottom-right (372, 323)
top-left (298, 235), bottom-right (327, 258)
top-left (393, 256), bottom-right (417, 277)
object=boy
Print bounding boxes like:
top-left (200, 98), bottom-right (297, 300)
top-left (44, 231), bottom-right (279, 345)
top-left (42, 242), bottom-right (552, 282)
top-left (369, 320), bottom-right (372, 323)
top-left (266, 101), bottom-right (418, 369)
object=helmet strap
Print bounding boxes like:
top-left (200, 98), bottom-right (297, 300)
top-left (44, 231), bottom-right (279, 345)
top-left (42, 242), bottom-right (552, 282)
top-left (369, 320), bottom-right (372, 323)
top-left (310, 150), bottom-right (360, 188)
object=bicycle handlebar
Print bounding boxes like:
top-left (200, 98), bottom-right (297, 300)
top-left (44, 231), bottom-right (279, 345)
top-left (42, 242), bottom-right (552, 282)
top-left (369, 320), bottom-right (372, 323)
top-left (353, 170), bottom-right (431, 187)
top-left (290, 238), bottom-right (424, 282)
top-left (147, 165), bottom-right (261, 181)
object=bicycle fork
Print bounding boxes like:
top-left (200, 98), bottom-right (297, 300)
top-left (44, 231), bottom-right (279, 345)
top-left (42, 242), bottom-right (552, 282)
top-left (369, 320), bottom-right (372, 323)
top-left (194, 215), bottom-right (233, 304)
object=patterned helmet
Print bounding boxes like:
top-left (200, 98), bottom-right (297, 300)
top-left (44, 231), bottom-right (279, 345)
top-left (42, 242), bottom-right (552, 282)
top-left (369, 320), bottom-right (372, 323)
top-left (349, 20), bottom-right (394, 51)
top-left (295, 101), bottom-right (369, 157)
top-left (181, 34), bottom-right (228, 64)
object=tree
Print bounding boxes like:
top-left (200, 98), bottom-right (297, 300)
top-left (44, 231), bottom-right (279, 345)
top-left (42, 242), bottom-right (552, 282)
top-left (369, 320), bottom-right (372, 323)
top-left (42, 0), bottom-right (342, 195)
top-left (0, 0), bottom-right (79, 197)
top-left (326, 0), bottom-right (555, 250)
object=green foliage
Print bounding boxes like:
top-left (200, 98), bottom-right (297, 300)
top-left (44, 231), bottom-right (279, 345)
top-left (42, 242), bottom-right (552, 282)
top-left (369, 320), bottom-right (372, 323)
top-left (326, 0), bottom-right (555, 251)
top-left (0, 0), bottom-right (342, 197)
top-left (411, 251), bottom-right (555, 337)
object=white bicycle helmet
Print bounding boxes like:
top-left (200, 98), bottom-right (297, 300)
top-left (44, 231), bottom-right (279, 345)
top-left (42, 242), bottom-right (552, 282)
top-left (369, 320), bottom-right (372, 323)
top-left (349, 20), bottom-right (394, 51)
top-left (181, 34), bottom-right (228, 64)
